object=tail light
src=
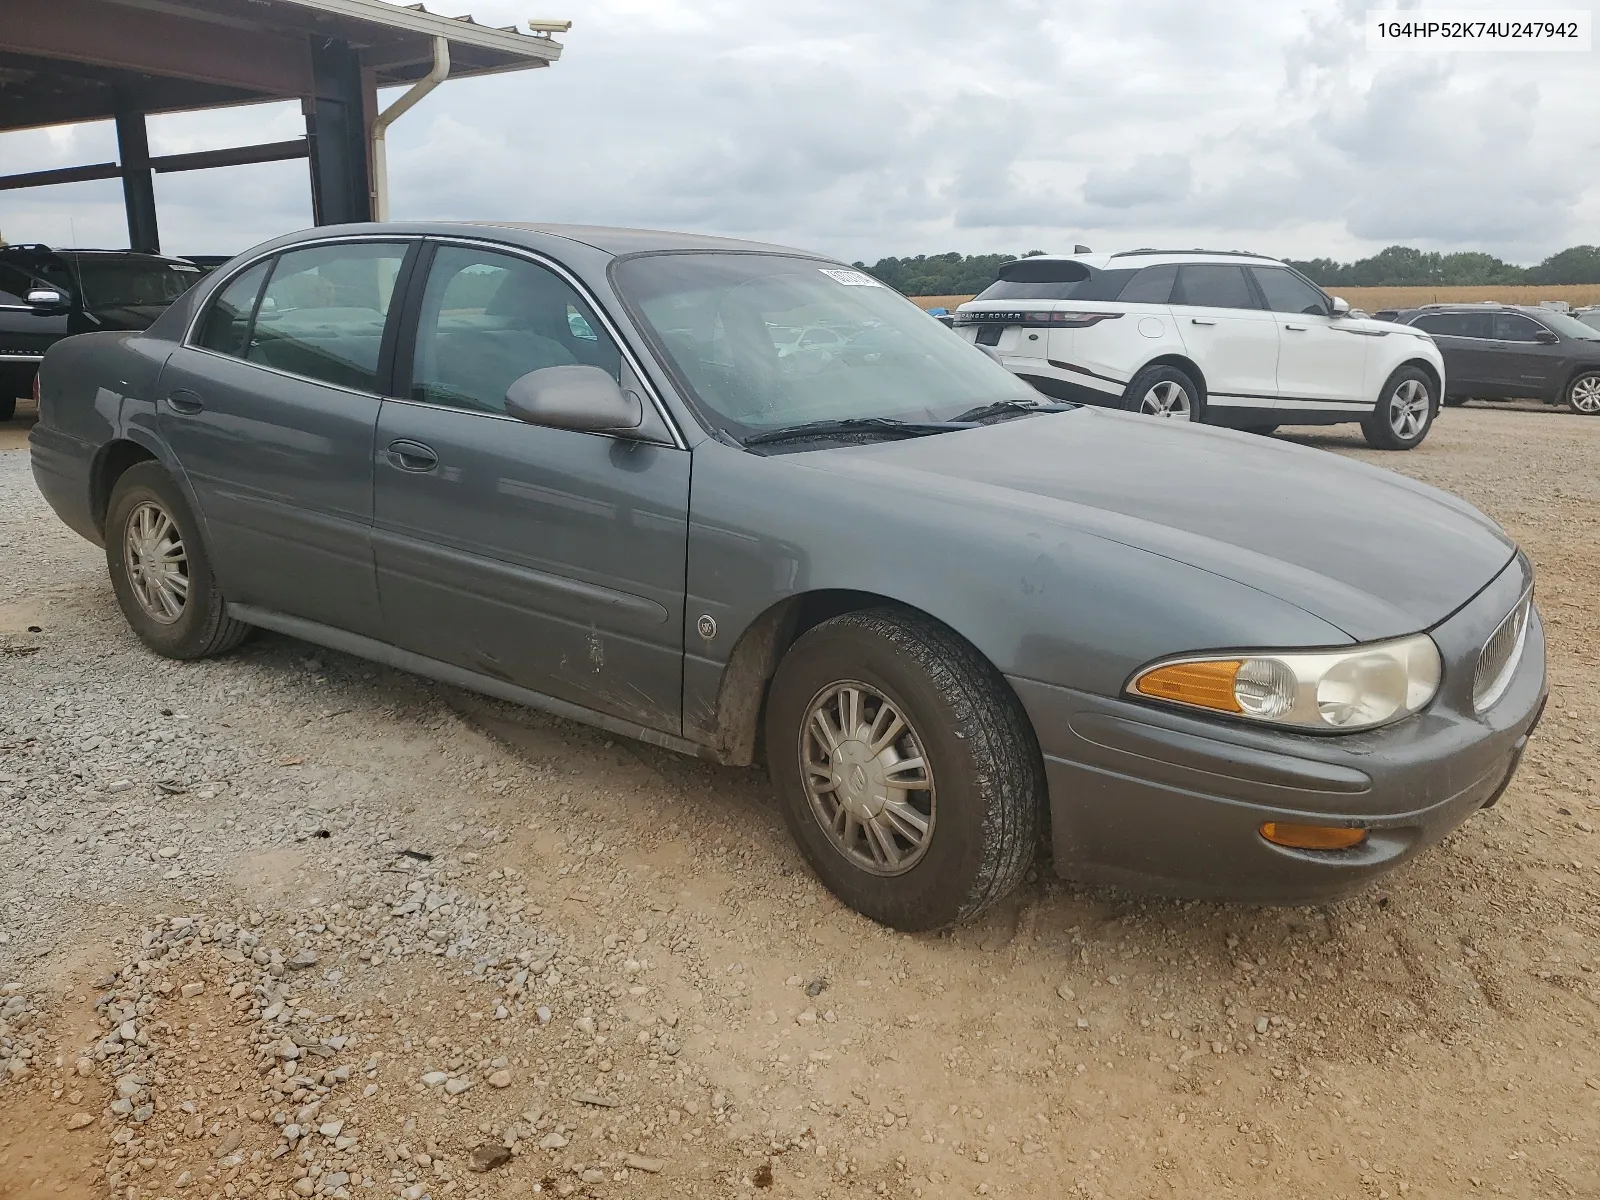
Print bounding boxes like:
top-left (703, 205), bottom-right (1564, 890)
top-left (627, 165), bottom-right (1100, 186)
top-left (953, 310), bottom-right (1122, 328)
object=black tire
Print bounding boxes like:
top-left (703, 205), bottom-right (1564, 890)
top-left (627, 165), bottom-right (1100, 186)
top-left (1361, 365), bottom-right (1436, 450)
top-left (1443, 396), bottom-right (1467, 408)
top-left (1240, 423), bottom-right (1277, 436)
top-left (0, 394), bottom-right (15, 423)
top-left (1564, 369), bottom-right (1600, 416)
top-left (1120, 364), bottom-right (1202, 422)
top-left (763, 608), bottom-right (1043, 931)
top-left (105, 461), bottom-right (251, 660)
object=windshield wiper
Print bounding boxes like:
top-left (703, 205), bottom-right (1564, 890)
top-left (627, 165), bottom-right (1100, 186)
top-left (947, 398), bottom-right (1072, 424)
top-left (741, 417), bottom-right (970, 447)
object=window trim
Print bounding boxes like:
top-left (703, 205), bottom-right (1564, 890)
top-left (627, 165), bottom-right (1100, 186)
top-left (396, 235), bottom-right (687, 450)
top-left (182, 236), bottom-right (422, 401)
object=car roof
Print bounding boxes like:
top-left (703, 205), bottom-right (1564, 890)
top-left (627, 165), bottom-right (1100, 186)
top-left (431, 221), bottom-right (822, 258)
top-left (0, 245), bottom-right (197, 267)
top-left (1006, 249), bottom-right (1286, 271)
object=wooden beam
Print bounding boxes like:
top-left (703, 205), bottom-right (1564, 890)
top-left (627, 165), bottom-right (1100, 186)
top-left (0, 162), bottom-right (122, 192)
top-left (151, 139), bottom-right (310, 174)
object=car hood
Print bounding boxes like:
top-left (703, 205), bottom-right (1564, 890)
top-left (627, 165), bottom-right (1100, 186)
top-left (796, 409), bottom-right (1515, 642)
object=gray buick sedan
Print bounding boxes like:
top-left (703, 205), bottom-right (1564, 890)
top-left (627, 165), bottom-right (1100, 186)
top-left (30, 223), bottom-right (1547, 930)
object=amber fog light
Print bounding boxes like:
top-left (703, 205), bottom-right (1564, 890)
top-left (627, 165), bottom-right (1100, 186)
top-left (1259, 822), bottom-right (1368, 851)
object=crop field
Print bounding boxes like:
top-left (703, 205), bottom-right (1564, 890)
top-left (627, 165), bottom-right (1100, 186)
top-left (912, 283), bottom-right (1600, 311)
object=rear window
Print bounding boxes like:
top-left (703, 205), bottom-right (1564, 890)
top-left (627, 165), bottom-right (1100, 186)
top-left (973, 268), bottom-right (1135, 302)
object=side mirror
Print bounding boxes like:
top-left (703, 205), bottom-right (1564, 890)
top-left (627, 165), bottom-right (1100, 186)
top-left (1329, 296), bottom-right (1351, 317)
top-left (26, 288), bottom-right (66, 311)
top-left (505, 364), bottom-right (643, 433)
top-left (1534, 330), bottom-right (1559, 345)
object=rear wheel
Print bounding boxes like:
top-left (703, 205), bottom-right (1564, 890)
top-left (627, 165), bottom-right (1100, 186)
top-left (1362, 366), bottom-right (1435, 450)
top-left (105, 462), bottom-right (251, 659)
top-left (764, 609), bottom-right (1042, 931)
top-left (1565, 370), bottom-right (1600, 415)
top-left (1240, 423), bottom-right (1277, 436)
top-left (1443, 396), bottom-right (1467, 408)
top-left (1121, 365), bottom-right (1201, 421)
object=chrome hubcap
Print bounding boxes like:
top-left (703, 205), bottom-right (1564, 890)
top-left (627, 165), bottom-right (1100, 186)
top-left (800, 681), bottom-right (935, 877)
top-left (1388, 379), bottom-right (1430, 439)
top-left (123, 501), bottom-right (188, 624)
top-left (1140, 381), bottom-right (1191, 418)
top-left (1571, 374), bottom-right (1600, 414)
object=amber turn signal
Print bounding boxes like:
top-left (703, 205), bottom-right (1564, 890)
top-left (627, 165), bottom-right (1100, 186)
top-left (1134, 659), bottom-right (1243, 712)
top-left (1259, 822), bottom-right (1368, 851)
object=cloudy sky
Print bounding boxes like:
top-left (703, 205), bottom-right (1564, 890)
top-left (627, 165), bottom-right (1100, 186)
top-left (1, 0), bottom-right (1595, 264)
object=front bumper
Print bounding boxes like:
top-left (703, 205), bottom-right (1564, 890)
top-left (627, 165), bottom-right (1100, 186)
top-left (1010, 555), bottom-right (1547, 902)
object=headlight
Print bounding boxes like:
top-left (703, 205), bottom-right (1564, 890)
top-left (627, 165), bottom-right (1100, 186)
top-left (1128, 634), bottom-right (1442, 732)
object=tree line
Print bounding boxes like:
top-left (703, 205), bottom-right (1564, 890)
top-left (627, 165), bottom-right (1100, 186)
top-left (855, 245), bottom-right (1600, 295)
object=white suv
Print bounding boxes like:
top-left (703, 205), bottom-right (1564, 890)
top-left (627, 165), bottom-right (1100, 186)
top-left (953, 249), bottom-right (1447, 450)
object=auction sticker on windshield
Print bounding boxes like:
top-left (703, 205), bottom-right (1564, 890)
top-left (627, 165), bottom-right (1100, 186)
top-left (819, 268), bottom-right (883, 287)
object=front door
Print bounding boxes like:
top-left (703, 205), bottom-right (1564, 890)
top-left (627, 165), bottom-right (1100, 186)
top-left (373, 243), bottom-right (691, 733)
top-left (157, 240), bottom-right (414, 638)
top-left (1248, 266), bottom-right (1371, 412)
top-left (1486, 311), bottom-right (1564, 398)
top-left (1169, 263), bottom-right (1280, 415)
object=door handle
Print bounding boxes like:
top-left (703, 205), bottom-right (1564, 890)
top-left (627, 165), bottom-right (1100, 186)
top-left (1284, 323), bottom-right (1307, 331)
top-left (166, 389), bottom-right (204, 414)
top-left (386, 439), bottom-right (438, 472)
top-left (1190, 318), bottom-right (1217, 326)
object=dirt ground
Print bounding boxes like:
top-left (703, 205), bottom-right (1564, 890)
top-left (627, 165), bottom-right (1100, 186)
top-left (0, 400), bottom-right (1596, 1200)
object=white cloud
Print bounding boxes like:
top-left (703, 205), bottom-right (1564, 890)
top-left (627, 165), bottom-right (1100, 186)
top-left (1, 0), bottom-right (1594, 264)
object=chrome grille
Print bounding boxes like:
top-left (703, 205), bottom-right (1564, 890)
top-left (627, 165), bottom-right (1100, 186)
top-left (1472, 591), bottom-right (1532, 713)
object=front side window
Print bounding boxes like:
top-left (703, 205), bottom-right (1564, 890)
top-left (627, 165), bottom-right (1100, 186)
top-left (1491, 313), bottom-right (1544, 342)
top-left (1250, 267), bottom-right (1329, 316)
top-left (246, 242), bottom-right (408, 391)
top-left (409, 246), bottom-right (621, 414)
top-left (615, 252), bottom-right (1041, 440)
top-left (196, 261), bottom-right (270, 357)
top-left (1171, 264), bottom-right (1259, 309)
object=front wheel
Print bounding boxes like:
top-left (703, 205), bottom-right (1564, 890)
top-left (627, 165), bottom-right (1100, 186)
top-left (1121, 365), bottom-right (1201, 421)
top-left (764, 609), bottom-right (1043, 931)
top-left (1565, 370), bottom-right (1600, 415)
top-left (1362, 366), bottom-right (1436, 450)
top-left (105, 461), bottom-right (251, 659)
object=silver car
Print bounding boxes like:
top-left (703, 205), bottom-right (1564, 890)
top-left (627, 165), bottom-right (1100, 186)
top-left (30, 222), bottom-right (1547, 930)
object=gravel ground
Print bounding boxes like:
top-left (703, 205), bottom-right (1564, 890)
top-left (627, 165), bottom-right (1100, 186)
top-left (0, 401), bottom-right (1597, 1200)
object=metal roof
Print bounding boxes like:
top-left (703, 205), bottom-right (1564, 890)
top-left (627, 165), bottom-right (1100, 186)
top-left (0, 0), bottom-right (565, 132)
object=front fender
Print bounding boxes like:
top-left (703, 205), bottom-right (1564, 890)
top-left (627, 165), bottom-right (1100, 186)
top-left (683, 439), bottom-right (1350, 750)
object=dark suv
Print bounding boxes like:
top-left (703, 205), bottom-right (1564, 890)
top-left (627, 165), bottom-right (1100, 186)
top-left (0, 246), bottom-right (204, 420)
top-left (1376, 303), bottom-right (1600, 415)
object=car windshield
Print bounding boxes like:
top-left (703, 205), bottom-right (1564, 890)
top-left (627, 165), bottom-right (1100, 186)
top-left (57, 255), bottom-right (202, 309)
top-left (615, 253), bottom-right (1042, 440)
top-left (1533, 310), bottom-right (1600, 340)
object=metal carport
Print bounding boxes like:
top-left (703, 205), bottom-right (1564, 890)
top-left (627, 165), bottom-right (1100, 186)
top-left (0, 0), bottom-right (566, 251)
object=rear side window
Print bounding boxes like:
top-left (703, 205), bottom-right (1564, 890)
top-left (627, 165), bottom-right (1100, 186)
top-left (974, 268), bottom-right (1135, 302)
top-left (1171, 264), bottom-right (1259, 309)
top-left (1250, 267), bottom-right (1328, 316)
top-left (1116, 264), bottom-right (1177, 304)
top-left (1412, 313), bottom-right (1465, 336)
top-left (196, 262), bottom-right (269, 357)
top-left (246, 243), bottom-right (408, 391)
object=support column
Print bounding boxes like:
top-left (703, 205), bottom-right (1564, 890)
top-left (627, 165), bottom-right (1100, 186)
top-left (114, 107), bottom-right (159, 253)
top-left (305, 37), bottom-right (373, 225)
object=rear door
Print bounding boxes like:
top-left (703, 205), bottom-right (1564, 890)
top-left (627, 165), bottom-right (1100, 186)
top-left (1169, 264), bottom-right (1280, 413)
top-left (373, 241), bottom-right (691, 732)
top-left (1249, 266), bottom-right (1371, 410)
top-left (1413, 311), bottom-right (1495, 396)
top-left (157, 239), bottom-right (415, 638)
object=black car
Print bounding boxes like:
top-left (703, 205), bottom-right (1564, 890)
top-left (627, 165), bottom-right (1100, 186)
top-left (0, 246), bottom-right (205, 419)
top-left (1375, 303), bottom-right (1600, 415)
